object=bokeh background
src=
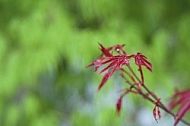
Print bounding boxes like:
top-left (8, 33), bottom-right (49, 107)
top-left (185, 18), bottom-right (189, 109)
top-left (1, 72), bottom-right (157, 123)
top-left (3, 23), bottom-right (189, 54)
top-left (0, 0), bottom-right (190, 126)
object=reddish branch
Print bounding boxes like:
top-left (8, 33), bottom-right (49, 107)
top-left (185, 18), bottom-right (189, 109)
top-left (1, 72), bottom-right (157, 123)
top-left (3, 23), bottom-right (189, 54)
top-left (86, 43), bottom-right (190, 126)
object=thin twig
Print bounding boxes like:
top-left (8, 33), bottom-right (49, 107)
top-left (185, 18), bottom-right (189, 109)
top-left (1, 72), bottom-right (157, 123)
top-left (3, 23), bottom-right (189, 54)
top-left (126, 65), bottom-right (190, 126)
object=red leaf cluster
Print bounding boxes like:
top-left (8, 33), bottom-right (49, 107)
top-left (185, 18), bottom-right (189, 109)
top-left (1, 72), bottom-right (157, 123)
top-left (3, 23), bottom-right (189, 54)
top-left (86, 43), bottom-right (152, 91)
top-left (87, 43), bottom-right (190, 126)
top-left (87, 43), bottom-right (153, 117)
top-left (169, 90), bottom-right (190, 126)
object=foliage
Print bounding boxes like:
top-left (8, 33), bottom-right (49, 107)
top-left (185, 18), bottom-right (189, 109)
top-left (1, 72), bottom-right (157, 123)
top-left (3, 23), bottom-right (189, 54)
top-left (87, 43), bottom-right (190, 126)
top-left (0, 0), bottom-right (190, 126)
top-left (169, 90), bottom-right (190, 126)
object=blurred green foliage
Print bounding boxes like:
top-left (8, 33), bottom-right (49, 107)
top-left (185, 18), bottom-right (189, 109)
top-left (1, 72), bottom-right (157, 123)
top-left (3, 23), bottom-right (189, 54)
top-left (0, 0), bottom-right (190, 126)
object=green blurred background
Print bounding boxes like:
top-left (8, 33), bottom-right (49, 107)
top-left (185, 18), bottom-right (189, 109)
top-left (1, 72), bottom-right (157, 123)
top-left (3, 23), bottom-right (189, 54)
top-left (0, 0), bottom-right (190, 126)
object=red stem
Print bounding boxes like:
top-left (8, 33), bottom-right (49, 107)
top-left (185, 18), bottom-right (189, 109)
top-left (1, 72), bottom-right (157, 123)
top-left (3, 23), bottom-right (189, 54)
top-left (125, 65), bottom-right (190, 126)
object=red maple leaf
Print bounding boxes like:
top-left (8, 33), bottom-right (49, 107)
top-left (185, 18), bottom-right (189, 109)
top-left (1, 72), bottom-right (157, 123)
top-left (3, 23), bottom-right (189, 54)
top-left (87, 55), bottom-right (133, 91)
top-left (134, 52), bottom-right (152, 72)
top-left (116, 89), bottom-right (138, 115)
top-left (168, 89), bottom-right (190, 126)
top-left (99, 43), bottom-right (126, 57)
top-left (87, 44), bottom-right (133, 91)
top-left (153, 98), bottom-right (161, 123)
top-left (133, 52), bottom-right (152, 84)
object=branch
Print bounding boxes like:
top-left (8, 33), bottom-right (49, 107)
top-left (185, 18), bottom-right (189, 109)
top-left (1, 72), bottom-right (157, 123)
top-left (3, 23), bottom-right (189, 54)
top-left (126, 65), bottom-right (190, 126)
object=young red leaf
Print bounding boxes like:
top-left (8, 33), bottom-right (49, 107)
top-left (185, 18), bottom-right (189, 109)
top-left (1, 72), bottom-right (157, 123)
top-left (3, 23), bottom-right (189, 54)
top-left (116, 90), bottom-right (138, 115)
top-left (99, 60), bottom-right (117, 74)
top-left (168, 90), bottom-right (190, 126)
top-left (99, 43), bottom-right (112, 57)
top-left (98, 72), bottom-right (110, 91)
top-left (153, 98), bottom-right (161, 123)
top-left (174, 102), bottom-right (190, 126)
top-left (86, 59), bottom-right (103, 71)
top-left (153, 106), bottom-right (161, 123)
top-left (116, 96), bottom-right (123, 115)
top-left (134, 52), bottom-right (152, 72)
top-left (98, 70), bottom-right (114, 91)
top-left (138, 66), bottom-right (144, 84)
top-left (99, 43), bottom-right (127, 57)
top-left (88, 54), bottom-right (132, 91)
